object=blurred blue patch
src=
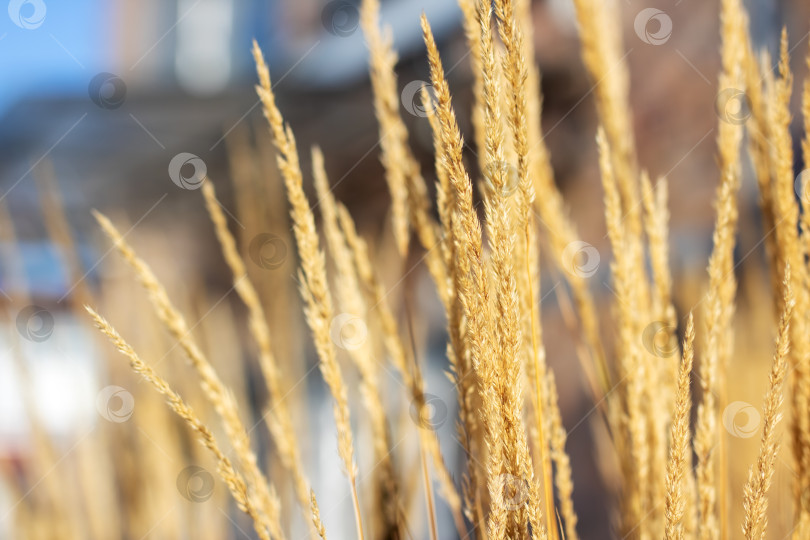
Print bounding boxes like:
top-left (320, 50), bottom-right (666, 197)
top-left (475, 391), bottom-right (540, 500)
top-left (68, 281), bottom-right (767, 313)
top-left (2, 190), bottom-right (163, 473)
top-left (0, 241), bottom-right (99, 298)
top-left (0, 0), bottom-right (114, 115)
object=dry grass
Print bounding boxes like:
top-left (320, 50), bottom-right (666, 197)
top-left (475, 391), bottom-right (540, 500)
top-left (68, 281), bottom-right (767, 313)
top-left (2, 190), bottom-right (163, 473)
top-left (6, 0), bottom-right (810, 539)
top-left (665, 313), bottom-right (696, 540)
top-left (86, 307), bottom-right (281, 540)
top-left (252, 39), bottom-right (364, 540)
top-left (741, 267), bottom-right (794, 539)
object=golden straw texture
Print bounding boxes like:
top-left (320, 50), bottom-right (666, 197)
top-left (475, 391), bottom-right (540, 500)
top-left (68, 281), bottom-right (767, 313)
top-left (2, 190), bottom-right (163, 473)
top-left (422, 13), bottom-right (498, 539)
top-left (741, 267), bottom-right (794, 539)
top-left (665, 313), bottom-right (696, 540)
top-left (694, 2), bottom-right (746, 537)
top-left (252, 41), bottom-right (364, 540)
top-left (311, 147), bottom-right (398, 537)
top-left (92, 210), bottom-right (280, 535)
top-left (200, 180), bottom-right (312, 513)
top-left (359, 0), bottom-right (449, 299)
top-left (335, 201), bottom-right (466, 535)
top-left (87, 307), bottom-right (281, 540)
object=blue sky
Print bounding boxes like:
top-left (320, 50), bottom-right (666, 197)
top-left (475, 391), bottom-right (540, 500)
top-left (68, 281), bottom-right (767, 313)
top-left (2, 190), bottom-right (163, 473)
top-left (0, 1), bottom-right (115, 115)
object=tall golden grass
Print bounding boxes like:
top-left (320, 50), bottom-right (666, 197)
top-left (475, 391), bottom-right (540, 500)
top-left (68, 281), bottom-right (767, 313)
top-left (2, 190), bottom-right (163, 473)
top-left (5, 0), bottom-right (810, 538)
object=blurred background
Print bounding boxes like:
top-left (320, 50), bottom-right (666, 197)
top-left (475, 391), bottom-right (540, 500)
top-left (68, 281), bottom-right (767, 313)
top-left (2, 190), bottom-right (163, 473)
top-left (1, 0), bottom-right (810, 538)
